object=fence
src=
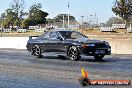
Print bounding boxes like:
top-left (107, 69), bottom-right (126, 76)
top-left (100, 24), bottom-right (126, 32)
top-left (69, 25), bottom-right (80, 29)
top-left (17, 29), bottom-right (27, 33)
top-left (112, 24), bottom-right (126, 29)
top-left (100, 27), bottom-right (115, 32)
top-left (55, 28), bottom-right (66, 30)
top-left (3, 29), bottom-right (12, 33)
top-left (35, 29), bottom-right (45, 32)
top-left (29, 26), bottom-right (40, 29)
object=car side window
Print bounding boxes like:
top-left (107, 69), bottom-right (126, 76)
top-left (49, 32), bottom-right (60, 39)
top-left (39, 32), bottom-right (50, 39)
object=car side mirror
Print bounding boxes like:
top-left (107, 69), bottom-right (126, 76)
top-left (57, 37), bottom-right (63, 41)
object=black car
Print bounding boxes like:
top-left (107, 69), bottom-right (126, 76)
top-left (26, 30), bottom-right (111, 61)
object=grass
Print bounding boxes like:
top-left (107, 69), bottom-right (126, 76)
top-left (0, 30), bottom-right (43, 37)
top-left (0, 29), bottom-right (132, 39)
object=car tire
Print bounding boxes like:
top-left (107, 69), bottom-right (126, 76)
top-left (67, 46), bottom-right (80, 61)
top-left (94, 54), bottom-right (105, 61)
top-left (31, 45), bottom-right (43, 58)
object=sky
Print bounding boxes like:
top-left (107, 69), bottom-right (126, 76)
top-left (0, 0), bottom-right (116, 23)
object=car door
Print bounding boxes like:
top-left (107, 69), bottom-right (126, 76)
top-left (37, 32), bottom-right (51, 52)
top-left (46, 32), bottom-right (63, 52)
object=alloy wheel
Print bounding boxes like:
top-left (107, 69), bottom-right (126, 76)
top-left (32, 45), bottom-right (41, 56)
top-left (68, 46), bottom-right (80, 61)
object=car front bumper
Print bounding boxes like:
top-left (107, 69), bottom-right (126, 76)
top-left (78, 46), bottom-right (111, 56)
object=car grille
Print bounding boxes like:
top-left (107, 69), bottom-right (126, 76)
top-left (95, 43), bottom-right (106, 48)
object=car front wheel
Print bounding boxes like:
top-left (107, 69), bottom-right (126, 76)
top-left (67, 46), bottom-right (80, 61)
top-left (94, 54), bottom-right (105, 61)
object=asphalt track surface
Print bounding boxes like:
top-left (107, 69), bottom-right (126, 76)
top-left (0, 49), bottom-right (132, 88)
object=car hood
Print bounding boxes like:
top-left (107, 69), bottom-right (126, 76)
top-left (73, 38), bottom-right (105, 44)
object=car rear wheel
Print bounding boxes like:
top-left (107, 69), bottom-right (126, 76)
top-left (67, 46), bottom-right (80, 61)
top-left (31, 45), bottom-right (43, 58)
top-left (94, 54), bottom-right (105, 61)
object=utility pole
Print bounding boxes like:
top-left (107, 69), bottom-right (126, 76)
top-left (81, 16), bottom-right (84, 29)
top-left (96, 17), bottom-right (98, 27)
top-left (63, 15), bottom-right (65, 28)
top-left (1, 23), bottom-right (2, 37)
top-left (89, 14), bottom-right (93, 28)
top-left (68, 1), bottom-right (70, 29)
top-left (94, 13), bottom-right (96, 28)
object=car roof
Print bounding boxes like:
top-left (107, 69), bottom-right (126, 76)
top-left (52, 29), bottom-right (75, 32)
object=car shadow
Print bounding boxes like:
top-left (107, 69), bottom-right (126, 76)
top-left (37, 54), bottom-right (132, 63)
top-left (38, 55), bottom-right (107, 62)
top-left (43, 55), bottom-right (68, 60)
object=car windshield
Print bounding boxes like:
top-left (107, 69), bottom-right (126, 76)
top-left (59, 31), bottom-right (87, 39)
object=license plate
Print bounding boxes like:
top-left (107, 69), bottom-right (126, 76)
top-left (95, 50), bottom-right (105, 54)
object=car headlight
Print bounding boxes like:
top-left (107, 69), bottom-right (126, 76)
top-left (108, 48), bottom-right (111, 51)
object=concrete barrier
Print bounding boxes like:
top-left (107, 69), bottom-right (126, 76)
top-left (0, 37), bottom-right (28, 49)
top-left (103, 39), bottom-right (132, 54)
top-left (0, 37), bottom-right (132, 54)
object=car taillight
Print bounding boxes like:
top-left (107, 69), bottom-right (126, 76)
top-left (82, 44), bottom-right (88, 48)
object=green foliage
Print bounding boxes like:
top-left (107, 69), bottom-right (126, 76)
top-left (14, 19), bottom-right (21, 26)
top-left (1, 9), bottom-right (16, 28)
top-left (0, 1), bottom-right (48, 29)
top-left (106, 17), bottom-right (124, 26)
top-left (46, 18), bottom-right (54, 24)
top-left (28, 3), bottom-right (48, 25)
top-left (1, 0), bottom-right (26, 28)
top-left (47, 14), bottom-right (76, 25)
top-left (2, 19), bottom-right (10, 28)
top-left (1, 13), bottom-right (6, 19)
top-left (112, 0), bottom-right (132, 21)
top-left (22, 18), bottom-right (32, 28)
top-left (54, 14), bottom-right (76, 22)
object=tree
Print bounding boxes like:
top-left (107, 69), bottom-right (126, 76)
top-left (112, 0), bottom-right (132, 23)
top-left (54, 14), bottom-right (76, 22)
top-left (82, 22), bottom-right (91, 28)
top-left (1, 0), bottom-right (26, 28)
top-left (46, 18), bottom-right (55, 24)
top-left (106, 17), bottom-right (124, 26)
top-left (1, 9), bottom-right (17, 28)
top-left (0, 13), bottom-right (6, 20)
top-left (28, 3), bottom-right (48, 25)
top-left (22, 18), bottom-right (32, 28)
top-left (10, 0), bottom-right (26, 19)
